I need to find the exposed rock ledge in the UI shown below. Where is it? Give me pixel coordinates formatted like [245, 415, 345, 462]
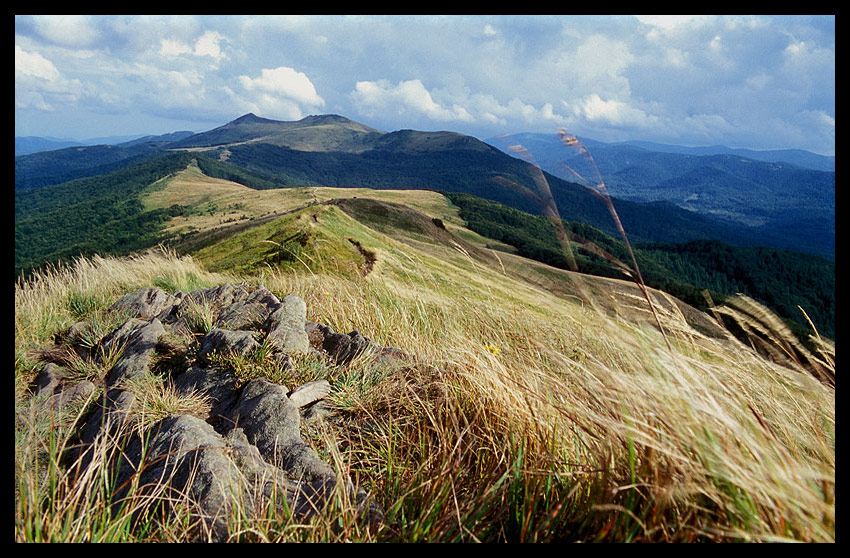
[28, 283, 412, 541]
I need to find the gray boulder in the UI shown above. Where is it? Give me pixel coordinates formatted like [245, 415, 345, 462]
[196, 328, 260, 365]
[105, 319, 166, 388]
[50, 283, 394, 539]
[264, 295, 310, 354]
[109, 287, 182, 321]
[228, 378, 335, 482]
[46, 381, 95, 411]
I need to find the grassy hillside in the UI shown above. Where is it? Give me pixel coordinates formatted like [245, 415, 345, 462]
[443, 192, 835, 342]
[15, 192, 834, 540]
[16, 156, 833, 350]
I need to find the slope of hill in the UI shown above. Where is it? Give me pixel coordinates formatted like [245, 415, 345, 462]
[15, 136, 84, 156]
[14, 131, 193, 190]
[14, 172, 835, 541]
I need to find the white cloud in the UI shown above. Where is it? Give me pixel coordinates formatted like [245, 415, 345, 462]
[567, 94, 658, 129]
[235, 66, 326, 120]
[194, 31, 226, 60]
[30, 15, 100, 48]
[634, 15, 710, 30]
[15, 44, 84, 111]
[239, 67, 325, 108]
[15, 45, 60, 81]
[352, 79, 474, 122]
[159, 30, 228, 61]
[159, 38, 193, 57]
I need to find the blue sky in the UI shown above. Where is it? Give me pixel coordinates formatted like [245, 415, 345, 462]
[15, 15, 835, 155]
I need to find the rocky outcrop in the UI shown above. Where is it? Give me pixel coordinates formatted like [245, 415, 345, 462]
[30, 283, 405, 541]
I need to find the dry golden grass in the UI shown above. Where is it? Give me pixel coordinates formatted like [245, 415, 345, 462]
[15, 186, 835, 541]
[142, 161, 463, 237]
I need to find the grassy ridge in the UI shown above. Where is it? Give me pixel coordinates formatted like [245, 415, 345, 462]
[444, 192, 835, 342]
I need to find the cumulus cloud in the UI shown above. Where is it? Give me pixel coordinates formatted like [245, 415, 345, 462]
[29, 15, 100, 48]
[15, 45, 60, 81]
[352, 79, 473, 123]
[240, 67, 324, 107]
[15, 44, 84, 111]
[236, 66, 325, 119]
[635, 15, 711, 30]
[159, 30, 228, 62]
[570, 94, 657, 129]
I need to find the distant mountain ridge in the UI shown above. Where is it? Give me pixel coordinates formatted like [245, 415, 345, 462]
[488, 131, 834, 258]
[617, 140, 834, 172]
[168, 113, 385, 153]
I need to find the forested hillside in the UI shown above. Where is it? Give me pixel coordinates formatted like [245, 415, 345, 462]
[444, 192, 834, 342]
[15, 153, 198, 277]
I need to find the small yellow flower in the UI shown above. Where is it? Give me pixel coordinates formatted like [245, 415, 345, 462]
[486, 342, 501, 355]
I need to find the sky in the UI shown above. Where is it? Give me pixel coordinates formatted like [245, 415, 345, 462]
[15, 15, 835, 155]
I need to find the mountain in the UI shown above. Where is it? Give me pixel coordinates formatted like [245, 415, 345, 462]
[14, 131, 194, 190]
[15, 136, 84, 156]
[169, 113, 385, 153]
[15, 113, 836, 265]
[117, 130, 195, 147]
[14, 133, 168, 156]
[488, 132, 835, 259]
[619, 140, 835, 172]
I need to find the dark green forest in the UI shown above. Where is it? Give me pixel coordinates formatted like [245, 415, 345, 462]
[14, 143, 167, 190]
[444, 192, 834, 342]
[15, 152, 199, 277]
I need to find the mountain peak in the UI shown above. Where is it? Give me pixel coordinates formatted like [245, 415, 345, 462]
[229, 113, 276, 125]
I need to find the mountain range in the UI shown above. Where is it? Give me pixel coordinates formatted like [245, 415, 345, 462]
[15, 112, 835, 340]
[487, 132, 834, 251]
[16, 113, 835, 260]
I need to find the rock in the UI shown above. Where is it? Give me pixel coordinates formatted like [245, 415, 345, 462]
[245, 286, 281, 311]
[228, 378, 336, 482]
[70, 387, 139, 473]
[265, 295, 310, 354]
[112, 414, 250, 542]
[174, 364, 240, 422]
[214, 300, 270, 331]
[98, 318, 148, 361]
[32, 362, 65, 398]
[46, 380, 95, 411]
[323, 330, 379, 366]
[288, 380, 332, 408]
[104, 319, 166, 388]
[185, 283, 248, 313]
[109, 287, 182, 321]
[46, 283, 395, 539]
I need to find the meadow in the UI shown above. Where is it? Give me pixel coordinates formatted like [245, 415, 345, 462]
[15, 203, 835, 541]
